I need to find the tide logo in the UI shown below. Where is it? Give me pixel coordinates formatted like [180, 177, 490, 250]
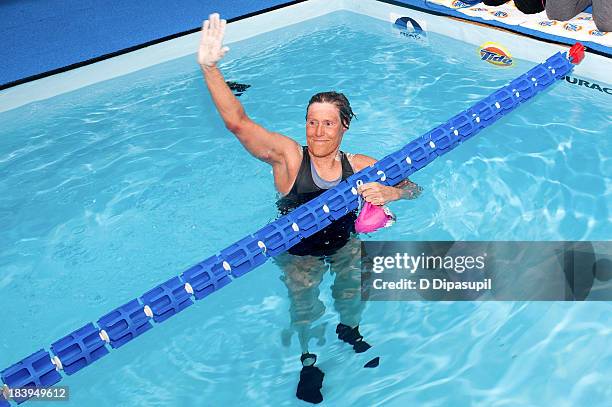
[479, 42, 513, 67]
[451, 0, 470, 8]
[538, 20, 557, 27]
[576, 16, 593, 21]
[589, 29, 607, 37]
[491, 11, 509, 18]
[563, 23, 583, 32]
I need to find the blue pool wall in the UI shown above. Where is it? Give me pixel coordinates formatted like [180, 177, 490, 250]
[0, 0, 303, 88]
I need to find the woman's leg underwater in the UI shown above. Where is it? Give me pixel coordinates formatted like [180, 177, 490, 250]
[328, 238, 373, 354]
[276, 253, 327, 354]
[329, 238, 364, 329]
[275, 252, 327, 404]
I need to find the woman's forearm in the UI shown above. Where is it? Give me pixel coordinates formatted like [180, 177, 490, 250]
[201, 65, 247, 130]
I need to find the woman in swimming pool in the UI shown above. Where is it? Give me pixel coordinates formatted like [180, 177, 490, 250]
[198, 13, 421, 404]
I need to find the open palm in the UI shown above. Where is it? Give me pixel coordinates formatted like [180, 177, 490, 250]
[198, 13, 229, 67]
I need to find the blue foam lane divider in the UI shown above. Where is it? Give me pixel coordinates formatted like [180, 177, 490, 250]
[0, 50, 574, 402]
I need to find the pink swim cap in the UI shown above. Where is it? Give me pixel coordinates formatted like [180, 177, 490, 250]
[355, 202, 395, 233]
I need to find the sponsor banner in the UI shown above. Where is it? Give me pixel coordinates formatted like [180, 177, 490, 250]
[361, 241, 612, 301]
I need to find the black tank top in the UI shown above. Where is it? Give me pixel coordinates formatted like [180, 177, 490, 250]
[276, 146, 357, 257]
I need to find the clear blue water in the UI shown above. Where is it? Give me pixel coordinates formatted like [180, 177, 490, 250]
[1, 10, 611, 407]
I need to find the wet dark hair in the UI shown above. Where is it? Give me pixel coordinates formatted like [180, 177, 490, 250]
[306, 91, 356, 129]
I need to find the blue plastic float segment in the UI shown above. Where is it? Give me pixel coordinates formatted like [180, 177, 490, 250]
[508, 75, 536, 102]
[50, 323, 109, 375]
[449, 112, 477, 140]
[315, 181, 359, 220]
[546, 53, 572, 78]
[346, 163, 386, 186]
[403, 137, 434, 170]
[140, 276, 194, 323]
[528, 64, 554, 87]
[253, 219, 302, 256]
[181, 255, 232, 299]
[285, 203, 333, 239]
[491, 88, 517, 112]
[368, 150, 411, 186]
[97, 299, 153, 349]
[0, 393, 9, 407]
[424, 125, 457, 156]
[219, 235, 268, 277]
[471, 97, 498, 127]
[1, 349, 62, 404]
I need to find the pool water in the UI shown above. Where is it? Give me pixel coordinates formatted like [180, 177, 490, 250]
[1, 10, 611, 406]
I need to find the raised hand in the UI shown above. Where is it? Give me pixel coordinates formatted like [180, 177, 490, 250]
[198, 13, 230, 68]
